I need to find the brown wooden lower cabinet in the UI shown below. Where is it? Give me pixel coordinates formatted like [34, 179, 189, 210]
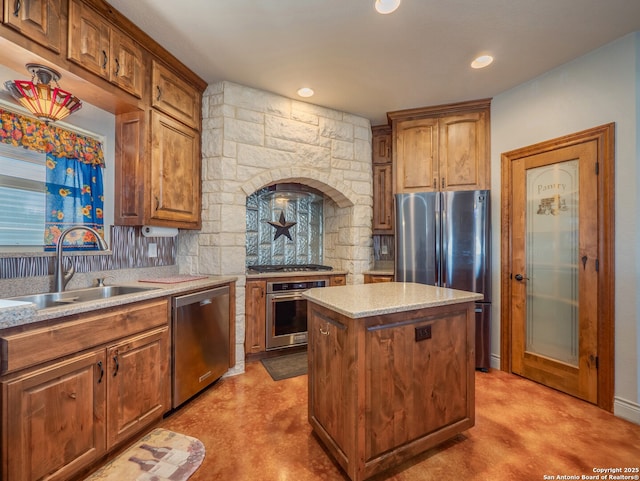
[245, 279, 266, 355]
[363, 273, 394, 283]
[0, 299, 170, 481]
[307, 300, 475, 481]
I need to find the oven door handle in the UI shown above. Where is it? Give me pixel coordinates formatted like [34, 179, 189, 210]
[268, 293, 304, 302]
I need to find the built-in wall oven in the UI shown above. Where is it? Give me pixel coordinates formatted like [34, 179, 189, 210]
[266, 279, 328, 350]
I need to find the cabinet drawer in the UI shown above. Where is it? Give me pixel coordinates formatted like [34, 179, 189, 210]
[0, 298, 169, 374]
[364, 274, 394, 283]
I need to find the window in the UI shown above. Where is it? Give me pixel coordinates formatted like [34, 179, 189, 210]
[0, 107, 107, 252]
[0, 143, 46, 246]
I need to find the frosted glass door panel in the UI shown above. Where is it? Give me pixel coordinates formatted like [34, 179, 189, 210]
[525, 160, 579, 365]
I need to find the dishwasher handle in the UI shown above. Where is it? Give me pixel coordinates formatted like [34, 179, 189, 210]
[173, 286, 229, 309]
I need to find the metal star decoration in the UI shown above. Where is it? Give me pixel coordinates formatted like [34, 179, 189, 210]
[267, 211, 297, 241]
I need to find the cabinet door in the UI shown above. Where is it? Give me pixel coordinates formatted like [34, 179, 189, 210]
[150, 111, 201, 228]
[114, 110, 146, 225]
[152, 60, 200, 129]
[308, 313, 349, 452]
[365, 311, 469, 459]
[439, 111, 488, 191]
[67, 0, 110, 79]
[373, 163, 393, 232]
[372, 127, 391, 164]
[2, 350, 106, 481]
[110, 28, 144, 99]
[245, 280, 266, 354]
[394, 118, 439, 193]
[4, 0, 62, 53]
[106, 327, 169, 449]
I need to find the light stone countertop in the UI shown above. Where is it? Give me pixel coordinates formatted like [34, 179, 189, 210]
[302, 282, 482, 319]
[363, 269, 394, 276]
[0, 276, 237, 330]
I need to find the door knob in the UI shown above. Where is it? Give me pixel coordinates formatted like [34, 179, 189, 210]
[514, 273, 529, 281]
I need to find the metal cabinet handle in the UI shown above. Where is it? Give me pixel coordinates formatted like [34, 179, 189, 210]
[433, 178, 436, 189]
[156, 85, 162, 101]
[13, 0, 20, 16]
[441, 177, 445, 189]
[101, 50, 108, 70]
[155, 196, 160, 211]
[319, 323, 330, 336]
[113, 352, 119, 377]
[97, 361, 104, 384]
[114, 58, 120, 76]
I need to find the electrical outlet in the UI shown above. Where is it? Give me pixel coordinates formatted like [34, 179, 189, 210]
[148, 243, 158, 258]
[381, 245, 388, 255]
[415, 325, 432, 342]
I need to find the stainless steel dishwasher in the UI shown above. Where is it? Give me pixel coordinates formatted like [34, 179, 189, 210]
[172, 286, 230, 408]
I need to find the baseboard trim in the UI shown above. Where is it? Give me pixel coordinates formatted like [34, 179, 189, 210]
[614, 396, 640, 425]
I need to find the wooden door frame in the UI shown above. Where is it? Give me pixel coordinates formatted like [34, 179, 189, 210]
[500, 123, 615, 412]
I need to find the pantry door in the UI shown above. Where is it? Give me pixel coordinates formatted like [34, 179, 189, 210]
[500, 124, 615, 410]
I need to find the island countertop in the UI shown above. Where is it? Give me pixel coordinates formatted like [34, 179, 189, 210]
[302, 281, 482, 318]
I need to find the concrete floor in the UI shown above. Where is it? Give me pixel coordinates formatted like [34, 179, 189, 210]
[156, 360, 640, 481]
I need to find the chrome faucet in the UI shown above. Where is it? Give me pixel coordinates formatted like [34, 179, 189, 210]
[54, 226, 109, 292]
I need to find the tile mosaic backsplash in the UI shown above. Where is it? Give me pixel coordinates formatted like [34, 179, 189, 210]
[246, 187, 323, 267]
[0, 226, 176, 279]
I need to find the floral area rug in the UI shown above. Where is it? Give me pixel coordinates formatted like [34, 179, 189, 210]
[84, 428, 205, 481]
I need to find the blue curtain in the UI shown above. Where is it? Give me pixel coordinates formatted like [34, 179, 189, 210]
[44, 153, 105, 251]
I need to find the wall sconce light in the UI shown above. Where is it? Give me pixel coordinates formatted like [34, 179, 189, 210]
[4, 63, 82, 124]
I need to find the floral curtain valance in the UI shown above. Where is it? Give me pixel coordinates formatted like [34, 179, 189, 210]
[0, 108, 104, 166]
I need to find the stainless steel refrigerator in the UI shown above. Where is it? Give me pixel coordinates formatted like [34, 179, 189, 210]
[395, 190, 491, 371]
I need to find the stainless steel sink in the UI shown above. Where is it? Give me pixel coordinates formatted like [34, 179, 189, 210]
[8, 285, 160, 310]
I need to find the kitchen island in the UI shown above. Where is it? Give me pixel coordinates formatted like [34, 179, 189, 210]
[303, 282, 482, 481]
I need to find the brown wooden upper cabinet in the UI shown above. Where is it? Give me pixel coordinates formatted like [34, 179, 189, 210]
[388, 99, 491, 193]
[372, 125, 392, 164]
[68, 0, 144, 98]
[152, 60, 200, 129]
[2, 0, 63, 53]
[149, 111, 201, 227]
[372, 125, 394, 233]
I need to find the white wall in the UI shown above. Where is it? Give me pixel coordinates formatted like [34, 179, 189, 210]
[491, 32, 639, 423]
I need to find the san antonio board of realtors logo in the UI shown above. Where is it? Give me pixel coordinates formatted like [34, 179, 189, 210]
[536, 194, 568, 216]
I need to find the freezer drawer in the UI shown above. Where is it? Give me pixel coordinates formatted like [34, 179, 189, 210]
[172, 286, 230, 408]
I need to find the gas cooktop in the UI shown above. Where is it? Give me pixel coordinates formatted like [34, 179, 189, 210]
[248, 264, 333, 273]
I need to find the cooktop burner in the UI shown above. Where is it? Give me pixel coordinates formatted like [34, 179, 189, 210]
[248, 264, 333, 273]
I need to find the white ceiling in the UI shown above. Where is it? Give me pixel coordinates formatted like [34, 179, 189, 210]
[102, 1, 640, 125]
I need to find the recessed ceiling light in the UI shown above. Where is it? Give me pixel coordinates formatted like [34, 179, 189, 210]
[375, 0, 401, 14]
[471, 55, 494, 69]
[297, 87, 314, 98]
